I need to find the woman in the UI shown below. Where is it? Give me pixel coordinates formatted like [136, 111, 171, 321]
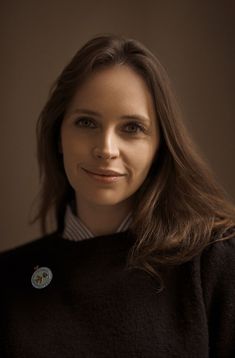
[1, 34, 235, 357]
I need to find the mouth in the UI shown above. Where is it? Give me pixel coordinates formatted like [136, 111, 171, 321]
[82, 168, 124, 184]
[82, 168, 125, 177]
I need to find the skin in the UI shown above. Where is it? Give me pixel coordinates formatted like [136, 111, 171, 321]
[60, 64, 160, 236]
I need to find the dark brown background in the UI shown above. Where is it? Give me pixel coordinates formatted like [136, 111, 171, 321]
[0, 0, 234, 251]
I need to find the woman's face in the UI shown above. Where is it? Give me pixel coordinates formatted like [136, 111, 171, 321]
[60, 65, 160, 211]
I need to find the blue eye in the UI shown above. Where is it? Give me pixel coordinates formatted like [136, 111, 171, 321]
[124, 122, 144, 134]
[75, 117, 95, 128]
[74, 117, 145, 134]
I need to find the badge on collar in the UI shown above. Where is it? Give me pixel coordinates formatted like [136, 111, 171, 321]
[31, 266, 53, 289]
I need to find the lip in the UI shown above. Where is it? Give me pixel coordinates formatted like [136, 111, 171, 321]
[82, 168, 125, 177]
[84, 170, 123, 184]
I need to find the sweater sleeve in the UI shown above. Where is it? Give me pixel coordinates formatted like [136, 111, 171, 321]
[200, 236, 235, 358]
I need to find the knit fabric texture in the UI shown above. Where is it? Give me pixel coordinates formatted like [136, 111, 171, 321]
[0, 230, 235, 358]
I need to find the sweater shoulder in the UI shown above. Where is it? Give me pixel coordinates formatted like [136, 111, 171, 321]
[201, 234, 235, 270]
[0, 231, 60, 267]
[199, 234, 235, 305]
[198, 233, 235, 356]
[0, 230, 134, 269]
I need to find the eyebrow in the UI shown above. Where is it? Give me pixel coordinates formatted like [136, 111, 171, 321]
[69, 108, 150, 123]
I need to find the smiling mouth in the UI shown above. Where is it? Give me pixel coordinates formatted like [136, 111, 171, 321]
[83, 168, 124, 183]
[83, 168, 124, 177]
[88, 171, 114, 177]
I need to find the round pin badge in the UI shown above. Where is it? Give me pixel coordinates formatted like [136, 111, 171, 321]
[31, 266, 53, 289]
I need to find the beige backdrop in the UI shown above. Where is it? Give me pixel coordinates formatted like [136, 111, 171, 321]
[1, 0, 234, 251]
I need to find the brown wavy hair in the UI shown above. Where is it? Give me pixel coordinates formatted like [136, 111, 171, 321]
[30, 33, 235, 287]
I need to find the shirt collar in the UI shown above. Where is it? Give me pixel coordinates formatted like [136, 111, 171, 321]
[62, 202, 133, 242]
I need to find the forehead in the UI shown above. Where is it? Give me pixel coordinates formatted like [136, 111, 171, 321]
[68, 65, 156, 119]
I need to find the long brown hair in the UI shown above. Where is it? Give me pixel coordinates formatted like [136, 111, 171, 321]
[30, 33, 235, 286]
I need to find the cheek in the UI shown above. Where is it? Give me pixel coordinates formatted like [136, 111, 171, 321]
[62, 133, 85, 161]
[132, 145, 156, 171]
[61, 142, 79, 178]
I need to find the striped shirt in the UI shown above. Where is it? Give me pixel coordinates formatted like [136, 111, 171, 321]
[62, 203, 133, 242]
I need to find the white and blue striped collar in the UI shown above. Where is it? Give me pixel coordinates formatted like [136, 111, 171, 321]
[62, 203, 133, 242]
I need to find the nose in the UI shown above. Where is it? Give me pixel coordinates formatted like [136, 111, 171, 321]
[93, 130, 119, 159]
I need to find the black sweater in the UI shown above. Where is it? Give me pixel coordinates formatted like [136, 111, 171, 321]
[0, 230, 235, 357]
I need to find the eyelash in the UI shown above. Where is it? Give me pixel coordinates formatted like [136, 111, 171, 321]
[74, 117, 145, 134]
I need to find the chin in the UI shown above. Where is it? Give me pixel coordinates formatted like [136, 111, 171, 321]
[86, 195, 126, 206]
[93, 198, 124, 206]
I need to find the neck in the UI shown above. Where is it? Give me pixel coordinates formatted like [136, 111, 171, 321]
[75, 198, 133, 237]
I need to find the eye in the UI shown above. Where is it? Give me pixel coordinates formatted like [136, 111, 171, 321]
[124, 122, 145, 134]
[74, 117, 95, 128]
[74, 117, 145, 134]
